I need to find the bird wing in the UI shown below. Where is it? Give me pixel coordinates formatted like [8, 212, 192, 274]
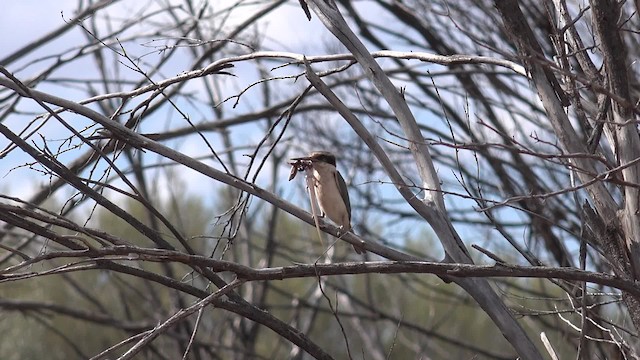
[335, 170, 351, 221]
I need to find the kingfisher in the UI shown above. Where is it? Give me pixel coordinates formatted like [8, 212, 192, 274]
[290, 151, 365, 254]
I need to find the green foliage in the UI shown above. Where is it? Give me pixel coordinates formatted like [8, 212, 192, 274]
[0, 185, 586, 359]
[0, 179, 214, 359]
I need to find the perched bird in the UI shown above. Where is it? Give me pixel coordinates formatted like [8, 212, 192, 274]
[290, 151, 365, 254]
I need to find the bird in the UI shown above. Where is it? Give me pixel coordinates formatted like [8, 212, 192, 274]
[290, 151, 365, 254]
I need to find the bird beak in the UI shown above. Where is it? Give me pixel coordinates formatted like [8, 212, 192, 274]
[288, 156, 315, 180]
[289, 156, 312, 161]
[288, 156, 313, 165]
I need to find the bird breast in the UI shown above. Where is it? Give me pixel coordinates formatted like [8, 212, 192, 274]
[311, 167, 349, 227]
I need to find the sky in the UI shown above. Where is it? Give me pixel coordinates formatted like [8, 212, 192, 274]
[1, 0, 325, 195]
[1, 0, 371, 233]
[0, 0, 507, 256]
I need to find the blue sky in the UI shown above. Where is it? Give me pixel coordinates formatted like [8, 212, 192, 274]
[0, 1, 536, 260]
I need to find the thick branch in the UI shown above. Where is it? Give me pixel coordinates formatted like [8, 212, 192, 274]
[5, 246, 638, 297]
[303, 2, 544, 358]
